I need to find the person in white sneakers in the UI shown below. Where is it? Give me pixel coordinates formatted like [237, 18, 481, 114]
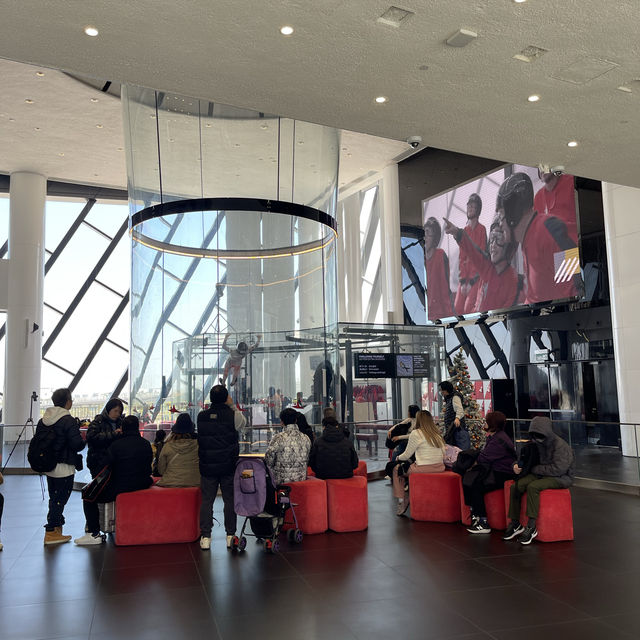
[197, 385, 246, 550]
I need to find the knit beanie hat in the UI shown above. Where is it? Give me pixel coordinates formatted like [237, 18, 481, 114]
[172, 413, 194, 434]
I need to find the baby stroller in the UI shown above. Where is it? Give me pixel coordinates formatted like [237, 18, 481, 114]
[232, 457, 304, 553]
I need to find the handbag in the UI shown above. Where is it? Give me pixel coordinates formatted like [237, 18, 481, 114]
[451, 448, 481, 475]
[81, 465, 112, 502]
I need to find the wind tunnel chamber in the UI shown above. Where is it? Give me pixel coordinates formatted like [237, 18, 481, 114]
[122, 86, 340, 434]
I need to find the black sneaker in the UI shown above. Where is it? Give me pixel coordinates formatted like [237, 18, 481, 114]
[518, 526, 538, 545]
[502, 522, 525, 540]
[466, 520, 491, 534]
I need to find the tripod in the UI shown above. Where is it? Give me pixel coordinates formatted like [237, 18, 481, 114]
[1, 392, 45, 498]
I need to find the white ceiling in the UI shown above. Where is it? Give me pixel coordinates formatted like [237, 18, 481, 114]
[0, 1, 639, 190]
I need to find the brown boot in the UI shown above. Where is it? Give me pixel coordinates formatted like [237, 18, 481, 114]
[44, 527, 72, 545]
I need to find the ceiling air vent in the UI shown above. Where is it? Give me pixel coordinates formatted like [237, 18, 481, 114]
[513, 45, 548, 63]
[377, 6, 414, 28]
[552, 57, 619, 84]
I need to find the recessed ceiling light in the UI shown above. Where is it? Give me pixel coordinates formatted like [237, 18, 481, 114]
[35, 71, 45, 77]
[34, 127, 40, 131]
[205, 123, 212, 128]
[117, 147, 123, 151]
[84, 25, 99, 37]
[375, 96, 388, 104]
[95, 124, 103, 128]
[513, 0, 527, 3]
[527, 94, 540, 102]
[280, 25, 294, 36]
[25, 99, 34, 104]
[567, 140, 579, 147]
[58, 152, 65, 156]
[260, 124, 269, 130]
[90, 98, 99, 103]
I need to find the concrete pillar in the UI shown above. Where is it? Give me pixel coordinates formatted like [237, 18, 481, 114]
[3, 172, 46, 441]
[602, 182, 640, 457]
[380, 164, 403, 324]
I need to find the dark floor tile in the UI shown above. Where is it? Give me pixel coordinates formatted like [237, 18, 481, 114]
[0, 597, 95, 639]
[448, 584, 589, 631]
[3, 547, 104, 580]
[216, 611, 357, 640]
[282, 545, 386, 575]
[530, 573, 640, 617]
[100, 541, 194, 569]
[0, 569, 98, 606]
[393, 557, 517, 592]
[91, 586, 214, 635]
[98, 561, 202, 595]
[90, 617, 220, 640]
[492, 618, 635, 640]
[601, 611, 640, 636]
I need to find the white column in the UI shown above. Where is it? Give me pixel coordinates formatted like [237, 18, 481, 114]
[602, 182, 640, 457]
[4, 172, 46, 440]
[340, 194, 362, 322]
[380, 164, 403, 324]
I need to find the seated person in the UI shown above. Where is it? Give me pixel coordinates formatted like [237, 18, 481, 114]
[387, 404, 420, 461]
[309, 416, 358, 479]
[503, 416, 574, 545]
[74, 415, 153, 545]
[156, 413, 201, 487]
[393, 410, 445, 516]
[295, 411, 315, 444]
[264, 407, 311, 485]
[462, 411, 516, 534]
[151, 428, 166, 476]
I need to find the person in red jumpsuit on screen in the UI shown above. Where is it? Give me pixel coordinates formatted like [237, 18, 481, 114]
[534, 172, 577, 243]
[454, 193, 487, 315]
[498, 172, 578, 305]
[444, 212, 524, 313]
[424, 216, 454, 321]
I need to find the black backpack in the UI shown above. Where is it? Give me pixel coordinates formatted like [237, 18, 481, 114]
[28, 426, 58, 473]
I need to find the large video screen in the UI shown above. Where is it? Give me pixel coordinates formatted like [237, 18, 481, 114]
[422, 164, 581, 322]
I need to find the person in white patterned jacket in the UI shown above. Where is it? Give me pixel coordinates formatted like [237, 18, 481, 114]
[264, 407, 311, 485]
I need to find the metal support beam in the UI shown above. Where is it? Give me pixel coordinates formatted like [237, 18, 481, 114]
[478, 322, 510, 377]
[453, 326, 489, 379]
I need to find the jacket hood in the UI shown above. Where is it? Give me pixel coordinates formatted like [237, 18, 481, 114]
[42, 406, 70, 426]
[166, 437, 198, 451]
[529, 416, 554, 439]
[322, 426, 345, 443]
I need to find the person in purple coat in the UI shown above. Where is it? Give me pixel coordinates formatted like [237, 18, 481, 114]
[462, 411, 516, 534]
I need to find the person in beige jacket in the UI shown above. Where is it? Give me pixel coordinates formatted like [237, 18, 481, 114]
[156, 414, 201, 487]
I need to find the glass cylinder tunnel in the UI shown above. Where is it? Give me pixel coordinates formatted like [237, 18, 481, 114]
[122, 86, 340, 446]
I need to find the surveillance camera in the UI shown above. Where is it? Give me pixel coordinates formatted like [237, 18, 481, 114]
[549, 165, 565, 176]
[406, 135, 422, 149]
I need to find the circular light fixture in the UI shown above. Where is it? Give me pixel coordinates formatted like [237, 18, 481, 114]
[58, 152, 65, 157]
[527, 94, 540, 102]
[35, 71, 45, 77]
[90, 98, 99, 103]
[375, 96, 388, 104]
[96, 124, 103, 128]
[84, 25, 99, 37]
[25, 98, 34, 104]
[567, 140, 579, 148]
[280, 25, 294, 36]
[513, 0, 527, 3]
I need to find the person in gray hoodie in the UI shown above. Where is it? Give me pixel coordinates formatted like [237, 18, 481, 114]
[503, 416, 574, 545]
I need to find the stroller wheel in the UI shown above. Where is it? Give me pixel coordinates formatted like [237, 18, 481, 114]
[263, 539, 272, 553]
[238, 536, 247, 552]
[286, 529, 295, 543]
[271, 538, 280, 553]
[294, 529, 303, 544]
[231, 535, 240, 551]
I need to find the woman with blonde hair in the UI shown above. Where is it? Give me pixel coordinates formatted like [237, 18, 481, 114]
[393, 410, 445, 516]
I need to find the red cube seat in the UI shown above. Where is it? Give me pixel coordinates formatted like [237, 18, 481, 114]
[504, 480, 574, 542]
[354, 460, 368, 478]
[115, 485, 201, 546]
[460, 487, 507, 530]
[326, 476, 368, 532]
[282, 477, 328, 534]
[409, 471, 461, 522]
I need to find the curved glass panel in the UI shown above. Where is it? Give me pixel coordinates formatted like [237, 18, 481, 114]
[123, 86, 340, 436]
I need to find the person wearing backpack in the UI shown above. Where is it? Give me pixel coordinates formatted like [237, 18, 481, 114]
[35, 388, 85, 545]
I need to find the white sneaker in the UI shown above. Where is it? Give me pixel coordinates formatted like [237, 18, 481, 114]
[200, 536, 211, 550]
[74, 533, 104, 546]
[0, 539, 3, 552]
[226, 535, 234, 549]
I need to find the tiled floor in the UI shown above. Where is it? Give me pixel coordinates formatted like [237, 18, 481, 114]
[0, 474, 639, 639]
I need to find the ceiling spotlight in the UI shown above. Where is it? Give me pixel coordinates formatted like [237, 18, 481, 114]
[84, 25, 99, 37]
[34, 127, 40, 131]
[25, 98, 34, 104]
[35, 71, 45, 77]
[567, 140, 579, 147]
[280, 25, 294, 36]
[375, 96, 388, 104]
[527, 94, 540, 102]
[58, 152, 65, 156]
[95, 124, 103, 128]
[513, 0, 527, 3]
[90, 98, 99, 103]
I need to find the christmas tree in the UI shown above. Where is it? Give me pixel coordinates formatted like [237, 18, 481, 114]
[448, 348, 486, 449]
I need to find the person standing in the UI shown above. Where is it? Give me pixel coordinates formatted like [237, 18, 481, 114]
[37, 388, 84, 545]
[440, 381, 470, 450]
[197, 385, 246, 550]
[85, 398, 124, 479]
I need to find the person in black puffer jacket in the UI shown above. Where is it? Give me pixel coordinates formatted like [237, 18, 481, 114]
[196, 385, 246, 551]
[85, 398, 124, 478]
[309, 416, 358, 479]
[75, 415, 152, 545]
